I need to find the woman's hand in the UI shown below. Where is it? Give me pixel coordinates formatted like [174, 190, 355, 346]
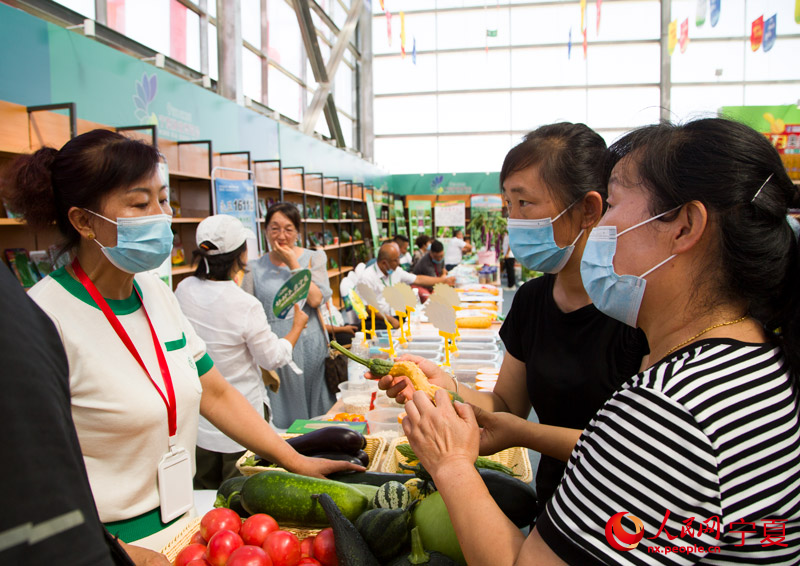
[338, 325, 358, 336]
[286, 454, 365, 479]
[402, 389, 480, 479]
[272, 242, 300, 269]
[291, 304, 309, 329]
[370, 354, 454, 403]
[471, 405, 525, 456]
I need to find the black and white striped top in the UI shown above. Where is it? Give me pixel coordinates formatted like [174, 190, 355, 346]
[537, 339, 800, 565]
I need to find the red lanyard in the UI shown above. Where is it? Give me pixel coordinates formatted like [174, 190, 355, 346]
[72, 258, 177, 442]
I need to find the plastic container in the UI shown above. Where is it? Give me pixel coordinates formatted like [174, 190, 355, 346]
[453, 351, 500, 362]
[456, 342, 499, 351]
[399, 349, 443, 361]
[366, 408, 405, 436]
[338, 380, 379, 415]
[397, 341, 441, 351]
[347, 337, 368, 382]
[374, 391, 404, 409]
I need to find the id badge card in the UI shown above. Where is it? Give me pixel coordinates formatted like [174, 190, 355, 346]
[157, 446, 193, 523]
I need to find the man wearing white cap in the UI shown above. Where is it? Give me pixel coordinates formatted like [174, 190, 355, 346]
[175, 214, 310, 488]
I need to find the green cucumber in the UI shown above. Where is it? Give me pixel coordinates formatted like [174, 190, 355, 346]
[348, 483, 380, 502]
[240, 470, 368, 527]
[214, 475, 250, 517]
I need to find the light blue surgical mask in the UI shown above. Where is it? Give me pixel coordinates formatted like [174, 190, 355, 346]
[86, 209, 173, 274]
[432, 257, 444, 265]
[507, 201, 584, 274]
[580, 208, 679, 327]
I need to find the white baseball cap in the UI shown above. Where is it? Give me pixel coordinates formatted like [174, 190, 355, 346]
[195, 214, 255, 255]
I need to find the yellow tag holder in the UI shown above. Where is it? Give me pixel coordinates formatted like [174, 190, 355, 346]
[438, 330, 459, 367]
[368, 305, 396, 358]
[395, 310, 408, 344]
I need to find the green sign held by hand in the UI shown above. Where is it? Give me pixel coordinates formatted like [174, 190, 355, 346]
[272, 269, 312, 319]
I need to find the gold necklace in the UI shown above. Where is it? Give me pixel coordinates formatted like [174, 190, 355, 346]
[665, 315, 749, 356]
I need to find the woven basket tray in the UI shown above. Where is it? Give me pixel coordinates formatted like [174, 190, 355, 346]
[160, 517, 321, 562]
[236, 433, 388, 476]
[382, 436, 533, 484]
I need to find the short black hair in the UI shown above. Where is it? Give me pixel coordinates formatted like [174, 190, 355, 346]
[415, 234, 431, 249]
[394, 234, 409, 244]
[265, 202, 301, 231]
[430, 239, 444, 253]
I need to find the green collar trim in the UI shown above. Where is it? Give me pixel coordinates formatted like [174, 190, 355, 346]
[50, 267, 143, 315]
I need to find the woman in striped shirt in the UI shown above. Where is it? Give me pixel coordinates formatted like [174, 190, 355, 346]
[401, 118, 800, 565]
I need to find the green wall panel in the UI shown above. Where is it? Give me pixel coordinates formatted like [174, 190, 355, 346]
[389, 172, 501, 196]
[0, 5, 51, 105]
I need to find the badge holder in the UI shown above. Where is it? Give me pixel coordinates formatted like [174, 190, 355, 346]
[157, 436, 193, 523]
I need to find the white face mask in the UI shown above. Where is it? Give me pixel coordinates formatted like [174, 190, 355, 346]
[580, 207, 680, 327]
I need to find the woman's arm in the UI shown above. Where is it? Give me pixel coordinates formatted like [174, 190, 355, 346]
[199, 367, 362, 477]
[403, 391, 566, 566]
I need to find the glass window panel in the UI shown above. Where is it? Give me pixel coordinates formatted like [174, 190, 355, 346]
[340, 114, 354, 149]
[437, 92, 511, 133]
[185, 8, 201, 71]
[335, 63, 354, 115]
[586, 43, 660, 85]
[744, 38, 800, 82]
[670, 84, 745, 123]
[208, 23, 219, 80]
[268, 67, 303, 122]
[671, 40, 745, 83]
[372, 1, 432, 15]
[268, 0, 304, 77]
[511, 90, 589, 130]
[436, 8, 510, 50]
[242, 0, 261, 46]
[312, 106, 332, 139]
[373, 12, 436, 56]
[511, 47, 588, 88]
[242, 47, 262, 103]
[742, 84, 800, 107]
[670, 0, 743, 39]
[586, 0, 659, 41]
[125, 0, 170, 56]
[374, 54, 437, 95]
[208, 0, 216, 18]
[53, 0, 95, 18]
[438, 134, 515, 173]
[374, 136, 439, 174]
[587, 87, 660, 129]
[510, 4, 584, 46]
[374, 95, 437, 135]
[437, 50, 511, 92]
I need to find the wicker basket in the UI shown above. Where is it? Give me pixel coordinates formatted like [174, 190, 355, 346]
[236, 433, 388, 476]
[382, 436, 533, 484]
[160, 517, 321, 562]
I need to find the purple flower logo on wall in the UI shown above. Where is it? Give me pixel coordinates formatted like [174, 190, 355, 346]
[134, 73, 158, 125]
[431, 174, 445, 194]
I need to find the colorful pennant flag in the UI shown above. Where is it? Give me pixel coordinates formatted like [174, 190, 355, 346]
[763, 14, 777, 52]
[597, 0, 602, 34]
[696, 0, 707, 27]
[710, 0, 720, 27]
[568, 26, 572, 60]
[668, 20, 677, 56]
[583, 27, 587, 59]
[386, 10, 392, 46]
[400, 11, 406, 58]
[412, 36, 416, 65]
[751, 15, 764, 51]
[679, 18, 689, 53]
[796, 0, 800, 24]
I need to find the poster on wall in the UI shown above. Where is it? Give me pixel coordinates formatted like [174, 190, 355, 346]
[434, 201, 465, 239]
[212, 176, 260, 257]
[394, 200, 409, 240]
[408, 200, 433, 242]
[365, 192, 380, 251]
[470, 195, 503, 211]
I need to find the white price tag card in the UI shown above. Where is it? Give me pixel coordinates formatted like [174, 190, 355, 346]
[157, 447, 193, 523]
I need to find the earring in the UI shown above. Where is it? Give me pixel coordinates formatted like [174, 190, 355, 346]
[87, 232, 95, 239]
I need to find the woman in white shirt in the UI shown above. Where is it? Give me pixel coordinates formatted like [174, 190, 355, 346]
[175, 214, 309, 489]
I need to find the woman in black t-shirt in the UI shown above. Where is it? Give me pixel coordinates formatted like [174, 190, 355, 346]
[379, 123, 648, 517]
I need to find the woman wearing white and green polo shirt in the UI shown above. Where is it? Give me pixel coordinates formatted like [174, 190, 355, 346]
[3, 130, 360, 560]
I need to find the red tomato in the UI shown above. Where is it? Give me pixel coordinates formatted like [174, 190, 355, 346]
[205, 529, 244, 566]
[262, 530, 301, 566]
[299, 536, 315, 558]
[227, 545, 272, 566]
[174, 543, 207, 566]
[200, 508, 241, 541]
[190, 530, 207, 545]
[186, 560, 211, 566]
[311, 528, 338, 566]
[240, 514, 280, 547]
[297, 559, 322, 566]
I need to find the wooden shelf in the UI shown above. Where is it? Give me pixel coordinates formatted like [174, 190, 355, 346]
[327, 268, 341, 277]
[0, 218, 25, 226]
[340, 240, 364, 248]
[341, 266, 354, 274]
[256, 184, 281, 190]
[282, 187, 305, 195]
[303, 218, 324, 223]
[172, 265, 195, 275]
[172, 217, 205, 224]
[170, 171, 212, 181]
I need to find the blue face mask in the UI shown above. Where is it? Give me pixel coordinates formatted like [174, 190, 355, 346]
[86, 210, 174, 274]
[432, 257, 444, 265]
[580, 208, 678, 327]
[507, 201, 584, 274]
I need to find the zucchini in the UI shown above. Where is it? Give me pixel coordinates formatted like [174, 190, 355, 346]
[214, 475, 250, 517]
[347, 483, 380, 502]
[240, 470, 368, 527]
[314, 493, 381, 566]
[327, 471, 415, 486]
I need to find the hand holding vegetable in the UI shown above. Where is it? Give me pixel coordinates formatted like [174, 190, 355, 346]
[331, 340, 395, 376]
[401, 389, 480, 481]
[471, 404, 527, 457]
[374, 354, 456, 403]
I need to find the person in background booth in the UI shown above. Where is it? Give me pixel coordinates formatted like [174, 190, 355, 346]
[444, 228, 472, 271]
[241, 202, 336, 429]
[411, 239, 448, 302]
[175, 214, 310, 489]
[378, 123, 649, 519]
[394, 234, 412, 270]
[397, 118, 800, 564]
[2, 130, 360, 555]
[358, 241, 455, 329]
[411, 234, 431, 268]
